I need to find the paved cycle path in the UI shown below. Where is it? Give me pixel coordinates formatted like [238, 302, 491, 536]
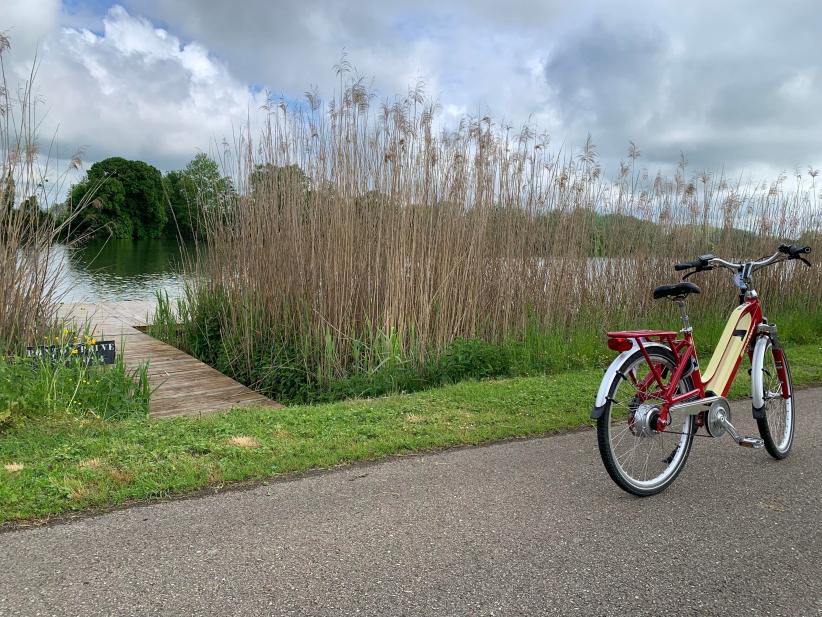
[1, 389, 820, 616]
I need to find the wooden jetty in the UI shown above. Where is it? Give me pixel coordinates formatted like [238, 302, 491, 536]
[58, 301, 280, 418]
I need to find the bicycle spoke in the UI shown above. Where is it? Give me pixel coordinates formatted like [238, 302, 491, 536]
[605, 353, 693, 491]
[611, 423, 634, 450]
[762, 347, 792, 451]
[641, 443, 653, 480]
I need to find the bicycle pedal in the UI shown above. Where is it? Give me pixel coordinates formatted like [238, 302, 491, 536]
[739, 436, 765, 449]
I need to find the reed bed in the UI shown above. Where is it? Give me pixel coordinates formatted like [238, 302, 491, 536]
[165, 73, 822, 403]
[0, 36, 62, 353]
[0, 37, 91, 353]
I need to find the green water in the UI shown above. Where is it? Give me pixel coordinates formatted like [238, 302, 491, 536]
[54, 239, 191, 302]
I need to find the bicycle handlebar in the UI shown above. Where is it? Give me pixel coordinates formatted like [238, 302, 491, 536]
[675, 245, 812, 277]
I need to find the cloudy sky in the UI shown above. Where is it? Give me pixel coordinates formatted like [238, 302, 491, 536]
[4, 0, 822, 188]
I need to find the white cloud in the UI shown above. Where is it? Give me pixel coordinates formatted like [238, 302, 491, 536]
[122, 0, 822, 177]
[3, 0, 61, 57]
[2, 0, 821, 190]
[4, 2, 264, 187]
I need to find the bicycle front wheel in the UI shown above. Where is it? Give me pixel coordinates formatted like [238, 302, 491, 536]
[756, 341, 795, 459]
[596, 347, 696, 496]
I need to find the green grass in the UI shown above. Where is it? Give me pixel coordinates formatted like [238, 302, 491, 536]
[2, 341, 822, 525]
[0, 333, 150, 432]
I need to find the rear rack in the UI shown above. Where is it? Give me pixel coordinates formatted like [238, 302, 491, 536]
[606, 330, 687, 388]
[608, 330, 678, 340]
[607, 330, 682, 355]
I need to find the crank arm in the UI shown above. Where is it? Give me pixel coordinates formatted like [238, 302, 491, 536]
[712, 405, 764, 448]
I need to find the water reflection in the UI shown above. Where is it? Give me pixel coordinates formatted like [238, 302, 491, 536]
[53, 239, 191, 302]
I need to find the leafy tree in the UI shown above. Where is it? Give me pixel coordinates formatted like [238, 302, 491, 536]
[249, 163, 310, 206]
[68, 157, 166, 239]
[19, 194, 45, 226]
[185, 153, 228, 207]
[162, 170, 190, 237]
[1, 173, 14, 212]
[164, 153, 229, 238]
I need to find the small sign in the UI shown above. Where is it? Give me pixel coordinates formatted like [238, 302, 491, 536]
[25, 340, 117, 365]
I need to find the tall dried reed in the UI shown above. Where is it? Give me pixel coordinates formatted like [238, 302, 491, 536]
[175, 71, 822, 402]
[0, 36, 88, 352]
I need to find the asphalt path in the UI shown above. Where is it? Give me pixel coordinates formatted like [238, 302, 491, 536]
[1, 389, 820, 616]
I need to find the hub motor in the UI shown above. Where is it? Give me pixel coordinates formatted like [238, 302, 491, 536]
[630, 402, 661, 437]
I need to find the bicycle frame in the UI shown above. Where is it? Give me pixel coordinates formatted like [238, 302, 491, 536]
[604, 297, 771, 430]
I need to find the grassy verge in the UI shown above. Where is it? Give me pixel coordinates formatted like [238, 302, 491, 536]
[2, 342, 822, 525]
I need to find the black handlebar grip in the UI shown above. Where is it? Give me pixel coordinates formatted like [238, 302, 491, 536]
[674, 253, 714, 270]
[779, 243, 812, 256]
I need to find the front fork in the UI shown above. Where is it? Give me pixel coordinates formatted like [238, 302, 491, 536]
[751, 322, 789, 418]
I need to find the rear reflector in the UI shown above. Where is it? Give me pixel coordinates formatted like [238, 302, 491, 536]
[607, 337, 632, 352]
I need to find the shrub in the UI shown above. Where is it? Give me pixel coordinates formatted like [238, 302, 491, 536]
[433, 338, 513, 384]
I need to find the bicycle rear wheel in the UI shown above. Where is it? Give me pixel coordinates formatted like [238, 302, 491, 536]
[596, 347, 696, 496]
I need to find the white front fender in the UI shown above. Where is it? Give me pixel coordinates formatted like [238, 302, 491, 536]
[750, 335, 771, 413]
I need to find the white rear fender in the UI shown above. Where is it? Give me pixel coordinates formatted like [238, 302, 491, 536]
[591, 341, 673, 418]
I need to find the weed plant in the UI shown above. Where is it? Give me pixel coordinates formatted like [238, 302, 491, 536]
[0, 328, 150, 433]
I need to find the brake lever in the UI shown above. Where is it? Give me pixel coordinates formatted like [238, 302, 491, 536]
[785, 253, 813, 267]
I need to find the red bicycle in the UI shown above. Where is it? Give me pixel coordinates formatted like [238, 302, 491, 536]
[592, 244, 812, 496]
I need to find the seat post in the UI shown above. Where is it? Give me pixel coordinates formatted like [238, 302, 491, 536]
[673, 297, 691, 332]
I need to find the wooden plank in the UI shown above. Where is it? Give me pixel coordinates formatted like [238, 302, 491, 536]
[58, 301, 282, 418]
[150, 402, 272, 418]
[151, 390, 277, 411]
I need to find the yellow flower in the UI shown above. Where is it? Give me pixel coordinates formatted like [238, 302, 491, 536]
[70, 348, 79, 355]
[90, 339, 97, 345]
[63, 329, 69, 335]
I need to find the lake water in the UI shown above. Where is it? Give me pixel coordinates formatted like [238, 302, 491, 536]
[53, 239, 191, 302]
[48, 246, 653, 304]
